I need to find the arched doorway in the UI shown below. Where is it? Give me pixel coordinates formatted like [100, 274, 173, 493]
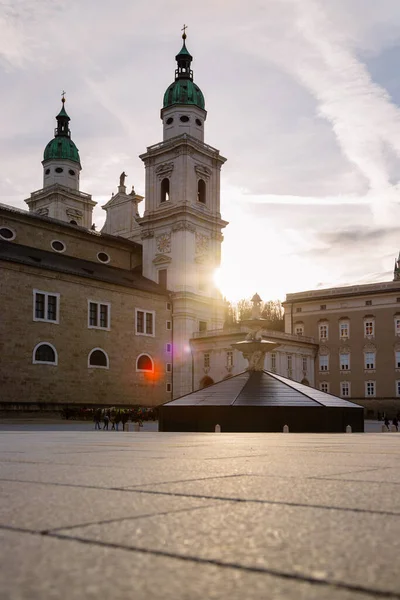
[200, 376, 214, 389]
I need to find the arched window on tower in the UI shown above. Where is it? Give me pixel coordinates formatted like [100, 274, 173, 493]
[197, 179, 206, 204]
[161, 178, 170, 203]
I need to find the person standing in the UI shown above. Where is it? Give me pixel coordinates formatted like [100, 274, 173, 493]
[94, 408, 101, 430]
[103, 412, 110, 430]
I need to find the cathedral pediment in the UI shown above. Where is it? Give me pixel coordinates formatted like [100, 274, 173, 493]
[152, 253, 172, 265]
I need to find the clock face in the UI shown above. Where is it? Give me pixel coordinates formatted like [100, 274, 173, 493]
[157, 233, 171, 253]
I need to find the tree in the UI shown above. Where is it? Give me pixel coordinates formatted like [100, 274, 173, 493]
[232, 297, 284, 330]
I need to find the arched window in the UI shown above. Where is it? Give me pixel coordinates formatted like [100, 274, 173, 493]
[197, 179, 206, 204]
[137, 354, 154, 372]
[200, 375, 214, 389]
[161, 178, 170, 203]
[33, 343, 57, 365]
[88, 348, 109, 369]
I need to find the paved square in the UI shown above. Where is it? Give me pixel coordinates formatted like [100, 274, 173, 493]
[0, 429, 399, 599]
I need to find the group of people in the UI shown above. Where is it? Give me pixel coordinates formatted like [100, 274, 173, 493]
[383, 416, 399, 431]
[94, 408, 136, 431]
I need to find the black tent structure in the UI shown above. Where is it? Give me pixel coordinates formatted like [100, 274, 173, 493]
[159, 339, 364, 433]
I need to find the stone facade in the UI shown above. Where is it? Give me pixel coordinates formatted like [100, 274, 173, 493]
[283, 281, 400, 416]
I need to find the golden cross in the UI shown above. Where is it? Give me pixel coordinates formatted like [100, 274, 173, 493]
[61, 90, 66, 103]
[181, 24, 188, 37]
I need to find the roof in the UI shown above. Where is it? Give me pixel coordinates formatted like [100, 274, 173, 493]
[43, 136, 80, 164]
[163, 79, 205, 110]
[164, 370, 362, 408]
[0, 241, 168, 296]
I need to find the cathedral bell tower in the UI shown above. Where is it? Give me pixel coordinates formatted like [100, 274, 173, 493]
[139, 31, 228, 397]
[25, 95, 96, 228]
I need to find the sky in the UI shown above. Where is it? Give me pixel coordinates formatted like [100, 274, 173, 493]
[1, 0, 400, 302]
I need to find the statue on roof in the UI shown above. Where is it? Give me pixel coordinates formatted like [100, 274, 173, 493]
[119, 171, 127, 187]
[251, 293, 262, 320]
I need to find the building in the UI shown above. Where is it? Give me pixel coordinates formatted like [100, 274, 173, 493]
[283, 278, 400, 416]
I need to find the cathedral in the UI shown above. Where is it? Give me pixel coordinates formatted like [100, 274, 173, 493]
[1, 33, 400, 416]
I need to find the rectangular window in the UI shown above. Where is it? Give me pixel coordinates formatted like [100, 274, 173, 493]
[396, 351, 400, 369]
[88, 301, 110, 329]
[340, 322, 349, 338]
[364, 320, 375, 337]
[319, 355, 329, 371]
[295, 307, 302, 313]
[204, 353, 210, 369]
[302, 356, 307, 372]
[396, 381, 400, 397]
[320, 382, 329, 393]
[158, 269, 167, 289]
[320, 304, 326, 310]
[365, 381, 376, 397]
[166, 320, 172, 330]
[166, 302, 172, 311]
[33, 290, 59, 323]
[364, 352, 375, 370]
[287, 355, 292, 370]
[135, 309, 155, 336]
[340, 353, 350, 370]
[199, 321, 207, 333]
[271, 353, 276, 371]
[295, 325, 304, 336]
[166, 383, 172, 393]
[227, 351, 233, 368]
[365, 300, 372, 306]
[166, 343, 172, 353]
[319, 324, 328, 340]
[395, 318, 400, 335]
[341, 381, 350, 397]
[166, 363, 172, 372]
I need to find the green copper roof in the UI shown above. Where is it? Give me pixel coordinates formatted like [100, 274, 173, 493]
[163, 34, 205, 110]
[43, 136, 80, 164]
[163, 79, 205, 109]
[43, 99, 81, 164]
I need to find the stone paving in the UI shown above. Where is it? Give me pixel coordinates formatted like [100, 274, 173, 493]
[0, 429, 399, 599]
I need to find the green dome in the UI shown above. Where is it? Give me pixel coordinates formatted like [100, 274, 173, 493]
[43, 136, 80, 164]
[163, 79, 205, 110]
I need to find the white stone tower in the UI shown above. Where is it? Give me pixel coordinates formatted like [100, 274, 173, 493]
[139, 32, 228, 398]
[25, 95, 96, 228]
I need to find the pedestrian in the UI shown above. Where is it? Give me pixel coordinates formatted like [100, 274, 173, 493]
[94, 408, 101, 430]
[384, 416, 390, 430]
[103, 412, 110, 430]
[115, 410, 121, 432]
[393, 417, 399, 432]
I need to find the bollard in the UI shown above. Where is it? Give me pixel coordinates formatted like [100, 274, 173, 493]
[134, 422, 140, 432]
[283, 424, 289, 433]
[346, 425, 352, 433]
[215, 424, 221, 433]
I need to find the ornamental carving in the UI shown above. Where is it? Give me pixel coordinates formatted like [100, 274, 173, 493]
[319, 345, 329, 356]
[196, 233, 209, 254]
[211, 232, 224, 242]
[363, 342, 376, 352]
[172, 221, 196, 233]
[156, 233, 171, 254]
[155, 163, 174, 179]
[141, 230, 154, 239]
[339, 345, 351, 354]
[195, 165, 212, 180]
[36, 207, 49, 216]
[66, 208, 83, 218]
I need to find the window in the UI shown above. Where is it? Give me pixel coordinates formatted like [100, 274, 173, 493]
[271, 353, 276, 371]
[340, 353, 350, 370]
[135, 309, 155, 336]
[339, 322, 349, 338]
[166, 302, 172, 311]
[88, 348, 109, 369]
[395, 318, 400, 336]
[227, 351, 233, 368]
[287, 354, 292, 371]
[319, 355, 329, 371]
[166, 383, 172, 392]
[364, 320, 375, 337]
[158, 269, 167, 289]
[199, 321, 207, 333]
[364, 352, 376, 370]
[166, 320, 172, 330]
[204, 353, 210, 368]
[340, 381, 350, 397]
[302, 356, 307, 372]
[51, 240, 66, 253]
[294, 325, 304, 336]
[97, 252, 110, 263]
[33, 290, 59, 323]
[395, 351, 400, 369]
[197, 179, 206, 204]
[365, 381, 376, 397]
[166, 343, 172, 353]
[166, 117, 173, 125]
[88, 301, 110, 329]
[320, 304, 326, 310]
[365, 300, 372, 306]
[319, 323, 328, 340]
[161, 178, 170, 202]
[295, 307, 302, 313]
[396, 381, 400, 397]
[320, 382, 329, 393]
[33, 343, 57, 365]
[166, 363, 172, 372]
[0, 227, 16, 241]
[136, 354, 153, 372]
